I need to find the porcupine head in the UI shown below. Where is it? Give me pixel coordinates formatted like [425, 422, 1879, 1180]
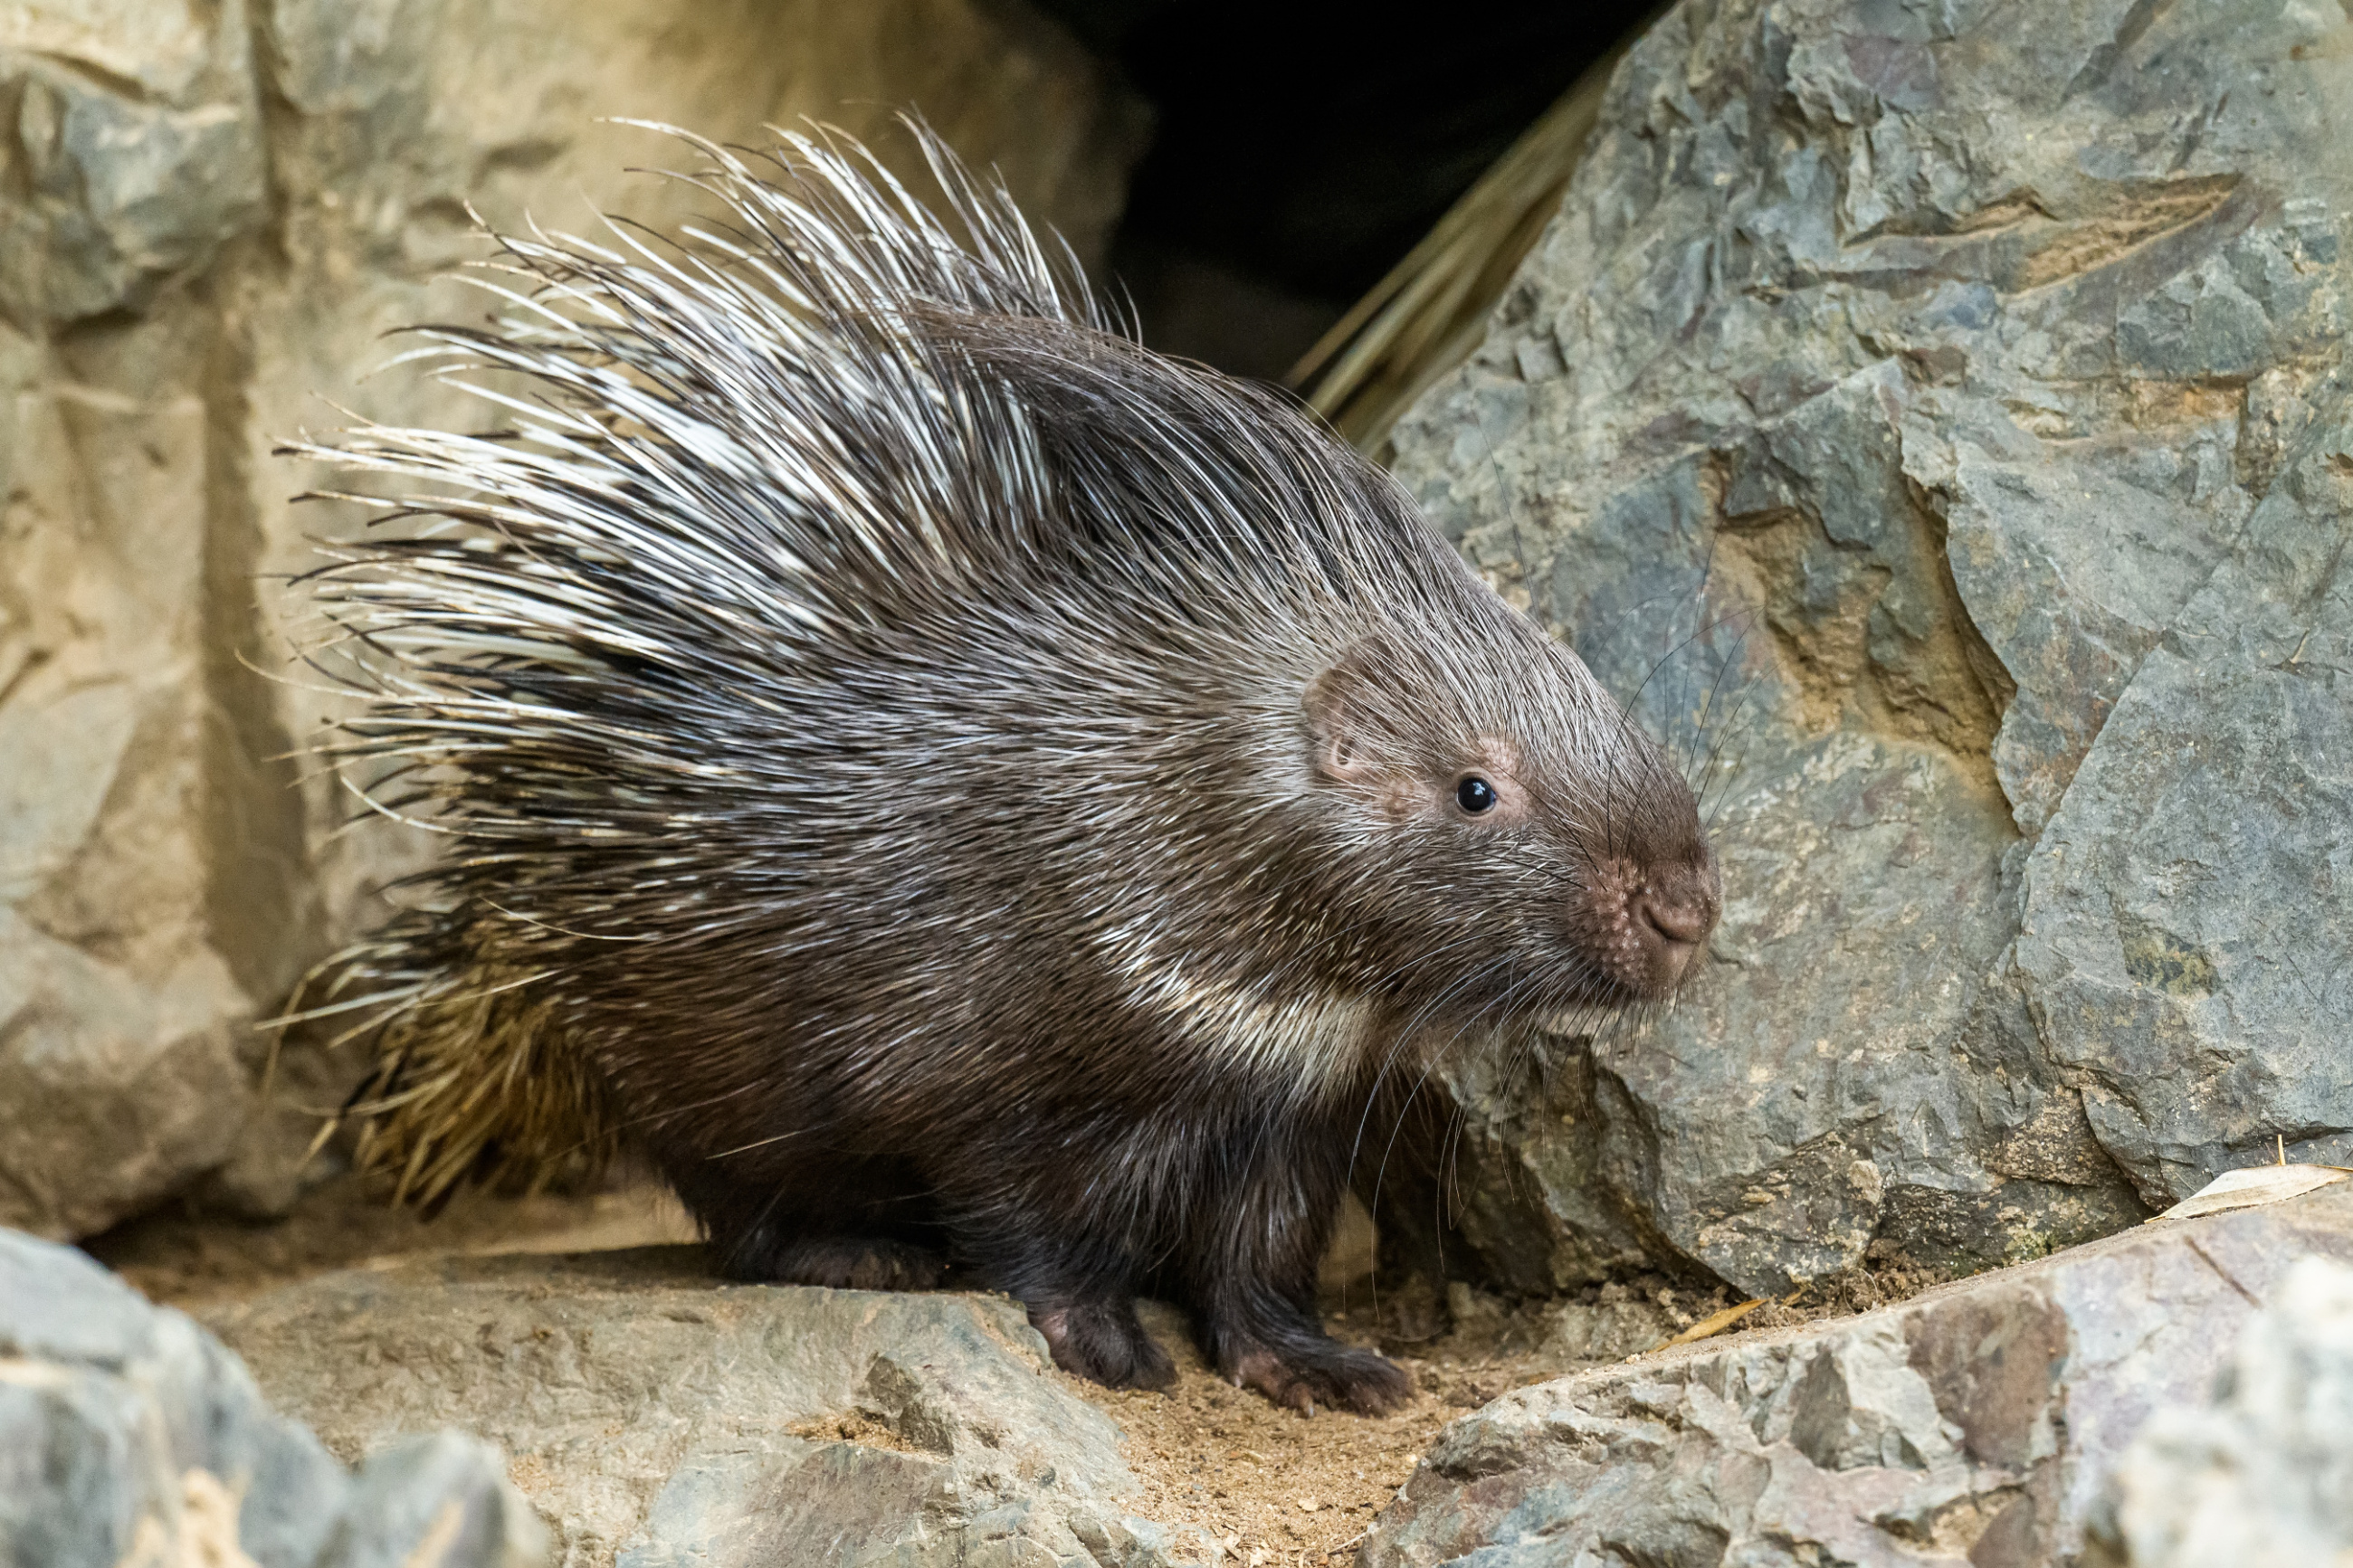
[288, 120, 1721, 1414]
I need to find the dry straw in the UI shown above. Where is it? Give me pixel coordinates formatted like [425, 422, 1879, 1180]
[1288, 21, 1653, 451]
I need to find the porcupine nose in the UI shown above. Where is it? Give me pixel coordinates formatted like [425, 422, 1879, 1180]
[1631, 860, 1720, 990]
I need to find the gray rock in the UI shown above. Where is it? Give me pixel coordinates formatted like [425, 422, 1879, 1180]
[0, 1227, 543, 1568]
[0, 1, 267, 322]
[200, 1247, 1201, 1568]
[1361, 1178, 2353, 1567]
[325, 1433, 548, 1568]
[2015, 366, 2353, 1206]
[1384, 0, 2353, 1291]
[2099, 1253, 2353, 1567]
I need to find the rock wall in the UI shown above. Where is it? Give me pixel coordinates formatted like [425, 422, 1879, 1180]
[0, 0, 1148, 1240]
[1388, 0, 2353, 1294]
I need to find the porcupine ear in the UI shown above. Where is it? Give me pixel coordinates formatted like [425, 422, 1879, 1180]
[1306, 632, 1522, 822]
[1302, 635, 1399, 790]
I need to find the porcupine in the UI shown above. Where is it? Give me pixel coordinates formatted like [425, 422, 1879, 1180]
[290, 121, 1722, 1414]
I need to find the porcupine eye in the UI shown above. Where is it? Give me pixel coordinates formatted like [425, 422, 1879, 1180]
[1456, 776, 1498, 814]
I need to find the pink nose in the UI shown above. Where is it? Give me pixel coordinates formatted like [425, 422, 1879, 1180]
[1636, 890, 1711, 948]
[1628, 861, 1720, 992]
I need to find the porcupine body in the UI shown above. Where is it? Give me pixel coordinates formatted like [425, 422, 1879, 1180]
[295, 124, 1721, 1411]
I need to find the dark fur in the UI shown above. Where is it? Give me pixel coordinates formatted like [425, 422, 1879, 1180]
[292, 125, 1720, 1411]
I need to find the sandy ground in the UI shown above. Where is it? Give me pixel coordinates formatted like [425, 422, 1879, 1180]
[1080, 1297, 1519, 1563]
[85, 1178, 1938, 1560]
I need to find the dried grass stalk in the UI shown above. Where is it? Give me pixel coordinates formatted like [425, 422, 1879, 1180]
[1289, 21, 1653, 451]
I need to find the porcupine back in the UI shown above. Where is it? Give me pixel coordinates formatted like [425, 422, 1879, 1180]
[286, 121, 1603, 1209]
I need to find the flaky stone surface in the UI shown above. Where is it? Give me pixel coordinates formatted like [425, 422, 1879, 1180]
[0, 1226, 543, 1568]
[0, 0, 1147, 1240]
[201, 1247, 1196, 1568]
[2014, 393, 2353, 1205]
[1361, 1181, 2353, 1567]
[1386, 0, 2353, 1292]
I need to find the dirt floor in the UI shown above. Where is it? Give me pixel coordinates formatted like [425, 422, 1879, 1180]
[1079, 1293, 1533, 1564]
[85, 1177, 1942, 1562]
[1077, 1264, 1953, 1563]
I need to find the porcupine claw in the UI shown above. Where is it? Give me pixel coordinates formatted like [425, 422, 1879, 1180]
[1227, 1343, 1409, 1416]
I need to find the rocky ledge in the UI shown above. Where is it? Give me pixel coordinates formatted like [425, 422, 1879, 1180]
[9, 1182, 2353, 1565]
[1365, 1182, 2353, 1567]
[198, 1247, 1196, 1567]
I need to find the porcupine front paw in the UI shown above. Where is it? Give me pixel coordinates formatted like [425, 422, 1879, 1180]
[1225, 1337, 1409, 1415]
[765, 1236, 948, 1291]
[1032, 1298, 1176, 1391]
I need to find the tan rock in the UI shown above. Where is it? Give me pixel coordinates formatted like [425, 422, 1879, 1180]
[0, 0, 266, 322]
[0, 0, 1147, 1237]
